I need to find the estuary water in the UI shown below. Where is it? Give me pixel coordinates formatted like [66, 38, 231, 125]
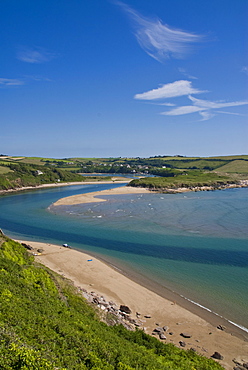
[0, 183, 247, 332]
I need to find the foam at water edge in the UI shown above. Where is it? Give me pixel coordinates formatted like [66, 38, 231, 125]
[180, 294, 248, 334]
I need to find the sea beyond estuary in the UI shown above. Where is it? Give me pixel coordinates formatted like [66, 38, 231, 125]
[0, 183, 247, 333]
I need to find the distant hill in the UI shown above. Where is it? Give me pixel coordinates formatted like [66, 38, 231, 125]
[0, 154, 247, 192]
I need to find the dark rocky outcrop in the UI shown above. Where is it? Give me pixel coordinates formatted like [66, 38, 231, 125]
[21, 242, 33, 250]
[232, 361, 248, 370]
[153, 327, 164, 333]
[119, 305, 132, 314]
[159, 333, 166, 340]
[180, 333, 192, 338]
[211, 352, 223, 360]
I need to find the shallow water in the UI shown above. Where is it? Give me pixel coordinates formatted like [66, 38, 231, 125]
[0, 184, 247, 331]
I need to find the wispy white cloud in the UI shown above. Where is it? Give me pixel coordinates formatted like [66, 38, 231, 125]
[0, 78, 24, 86]
[188, 95, 248, 109]
[178, 67, 197, 80]
[0, 75, 52, 88]
[161, 95, 248, 120]
[17, 46, 56, 63]
[134, 80, 205, 100]
[24, 75, 52, 82]
[115, 1, 203, 62]
[161, 105, 204, 116]
[216, 110, 244, 116]
[160, 102, 176, 107]
[199, 111, 215, 121]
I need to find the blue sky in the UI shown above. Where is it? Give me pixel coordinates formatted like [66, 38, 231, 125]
[1, 0, 247, 158]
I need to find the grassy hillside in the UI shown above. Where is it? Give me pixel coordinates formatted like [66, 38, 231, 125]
[1, 154, 248, 174]
[215, 160, 248, 174]
[0, 162, 113, 191]
[129, 171, 235, 191]
[0, 162, 86, 191]
[0, 155, 247, 192]
[0, 166, 13, 175]
[0, 234, 223, 369]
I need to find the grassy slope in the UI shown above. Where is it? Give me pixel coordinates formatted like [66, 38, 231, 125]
[0, 166, 13, 175]
[0, 235, 223, 370]
[1, 155, 247, 192]
[0, 163, 86, 191]
[0, 162, 114, 191]
[129, 171, 234, 190]
[208, 155, 248, 160]
[215, 160, 248, 174]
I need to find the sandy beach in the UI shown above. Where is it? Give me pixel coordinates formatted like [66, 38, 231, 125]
[17, 239, 248, 370]
[0, 179, 130, 195]
[9, 183, 248, 369]
[52, 185, 151, 206]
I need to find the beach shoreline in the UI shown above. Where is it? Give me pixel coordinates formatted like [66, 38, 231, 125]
[16, 238, 248, 370]
[51, 185, 151, 206]
[48, 181, 248, 208]
[0, 179, 130, 196]
[1, 178, 247, 200]
[49, 184, 248, 341]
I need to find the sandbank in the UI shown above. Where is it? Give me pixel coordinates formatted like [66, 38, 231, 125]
[52, 185, 151, 206]
[17, 239, 248, 370]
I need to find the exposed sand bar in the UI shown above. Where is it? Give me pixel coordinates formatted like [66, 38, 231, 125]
[17, 239, 248, 370]
[52, 185, 151, 206]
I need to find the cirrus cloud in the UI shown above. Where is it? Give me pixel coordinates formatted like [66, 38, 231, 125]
[114, 1, 203, 62]
[134, 80, 205, 100]
[161, 105, 204, 116]
[17, 46, 57, 64]
[188, 95, 248, 109]
[0, 78, 24, 86]
[134, 80, 248, 121]
[162, 95, 248, 121]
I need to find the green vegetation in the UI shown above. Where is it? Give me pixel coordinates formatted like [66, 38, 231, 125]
[215, 160, 248, 174]
[0, 162, 85, 191]
[0, 166, 13, 175]
[0, 234, 223, 369]
[0, 162, 114, 191]
[129, 171, 234, 191]
[0, 154, 247, 192]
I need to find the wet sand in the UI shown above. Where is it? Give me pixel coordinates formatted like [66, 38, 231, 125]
[17, 239, 248, 370]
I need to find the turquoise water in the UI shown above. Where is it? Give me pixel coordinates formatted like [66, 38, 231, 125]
[0, 184, 247, 331]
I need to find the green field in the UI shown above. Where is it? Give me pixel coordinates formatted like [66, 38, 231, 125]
[2, 154, 248, 172]
[208, 155, 248, 160]
[0, 166, 13, 175]
[0, 155, 247, 192]
[215, 160, 248, 174]
[129, 171, 233, 191]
